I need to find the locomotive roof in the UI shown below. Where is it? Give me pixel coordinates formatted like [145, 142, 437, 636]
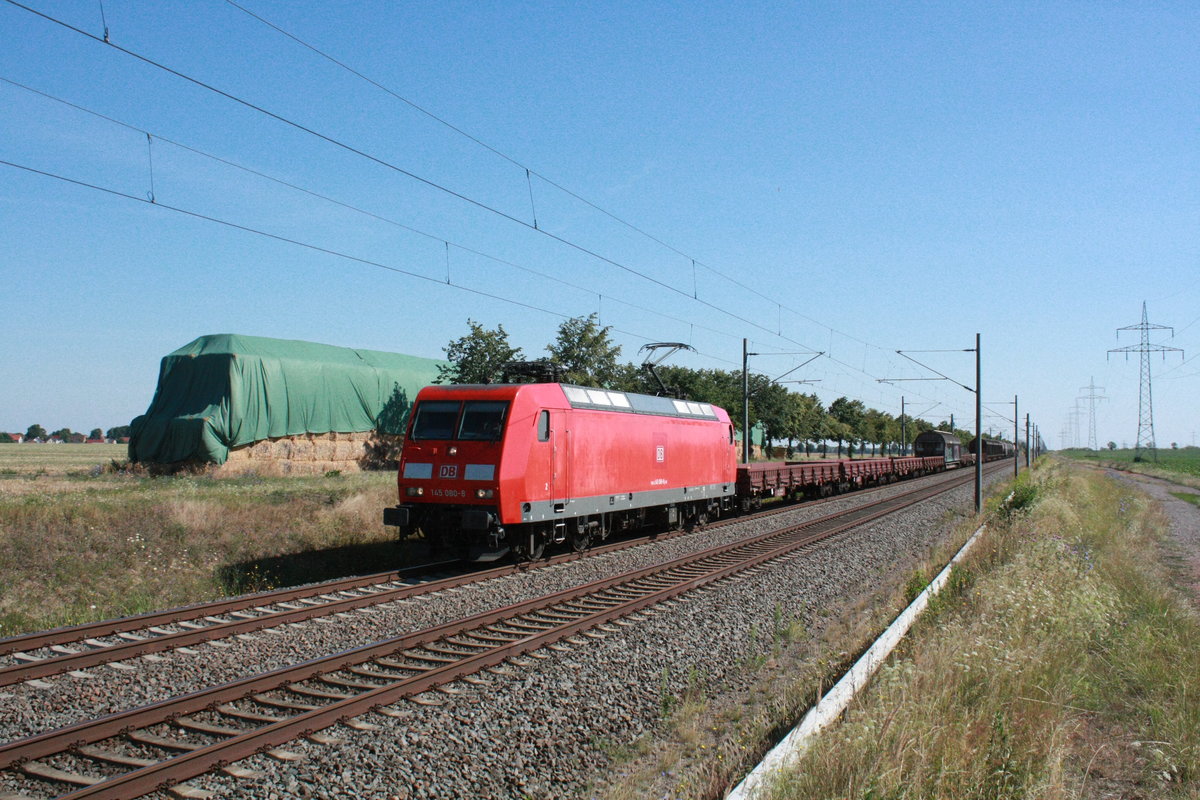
[428, 382, 724, 422]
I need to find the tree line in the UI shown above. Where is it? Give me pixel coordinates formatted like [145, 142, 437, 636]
[3, 425, 132, 443]
[437, 315, 980, 457]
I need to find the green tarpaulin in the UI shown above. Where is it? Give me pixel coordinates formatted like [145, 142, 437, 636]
[130, 334, 444, 465]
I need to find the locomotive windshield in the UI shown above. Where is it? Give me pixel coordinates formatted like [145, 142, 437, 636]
[458, 401, 508, 441]
[409, 400, 509, 441]
[410, 401, 460, 440]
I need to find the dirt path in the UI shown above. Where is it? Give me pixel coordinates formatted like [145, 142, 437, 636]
[1105, 468, 1200, 606]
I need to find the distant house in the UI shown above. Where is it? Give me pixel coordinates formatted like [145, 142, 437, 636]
[86, 438, 106, 444]
[0, 433, 22, 443]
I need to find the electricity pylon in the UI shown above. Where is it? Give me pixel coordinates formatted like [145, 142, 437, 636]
[1078, 378, 1106, 451]
[1108, 302, 1183, 462]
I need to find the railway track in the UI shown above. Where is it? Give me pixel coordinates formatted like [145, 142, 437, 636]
[0, 464, 990, 689]
[0, 465, 993, 800]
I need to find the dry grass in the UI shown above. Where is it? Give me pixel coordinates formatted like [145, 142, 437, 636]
[760, 459, 1200, 800]
[0, 461, 403, 637]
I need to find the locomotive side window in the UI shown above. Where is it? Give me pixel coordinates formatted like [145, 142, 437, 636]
[411, 401, 460, 440]
[537, 410, 550, 442]
[458, 401, 509, 441]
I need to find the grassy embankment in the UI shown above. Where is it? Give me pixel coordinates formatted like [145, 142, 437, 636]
[1061, 445, 1200, 491]
[761, 458, 1200, 799]
[0, 444, 403, 637]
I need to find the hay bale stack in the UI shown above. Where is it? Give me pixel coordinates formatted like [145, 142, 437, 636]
[215, 431, 404, 476]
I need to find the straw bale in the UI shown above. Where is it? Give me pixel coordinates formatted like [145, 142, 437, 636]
[149, 430, 406, 477]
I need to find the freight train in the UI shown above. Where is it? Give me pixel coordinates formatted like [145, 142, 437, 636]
[384, 383, 966, 561]
[968, 436, 1017, 461]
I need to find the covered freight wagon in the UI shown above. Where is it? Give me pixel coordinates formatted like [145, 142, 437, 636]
[129, 334, 443, 473]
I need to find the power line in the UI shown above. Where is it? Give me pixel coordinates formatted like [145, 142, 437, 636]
[0, 157, 734, 367]
[221, 0, 886, 354]
[0, 74, 756, 353]
[7, 1, 957, 413]
[5, 0, 813, 351]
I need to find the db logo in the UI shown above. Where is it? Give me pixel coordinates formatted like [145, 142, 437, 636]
[439, 464, 458, 479]
[655, 445, 665, 463]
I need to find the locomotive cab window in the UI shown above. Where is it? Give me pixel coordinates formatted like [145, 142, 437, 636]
[537, 410, 550, 442]
[411, 401, 460, 440]
[458, 401, 509, 441]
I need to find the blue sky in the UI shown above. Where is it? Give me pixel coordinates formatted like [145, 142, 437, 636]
[1, 0, 1197, 448]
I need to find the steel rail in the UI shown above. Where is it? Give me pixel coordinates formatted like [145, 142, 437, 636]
[0, 465, 987, 687]
[0, 468, 986, 799]
[0, 560, 460, 657]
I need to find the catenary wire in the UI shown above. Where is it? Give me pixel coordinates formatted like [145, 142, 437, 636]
[0, 156, 741, 368]
[0, 75, 752, 353]
[222, 0, 886, 353]
[5, 3, 969, 416]
[5, 0, 815, 353]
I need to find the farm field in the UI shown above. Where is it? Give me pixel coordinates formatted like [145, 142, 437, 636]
[0, 444, 402, 637]
[1059, 446, 1200, 489]
[0, 442, 128, 475]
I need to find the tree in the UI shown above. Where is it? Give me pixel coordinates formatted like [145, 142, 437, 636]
[437, 319, 523, 385]
[788, 393, 824, 455]
[50, 428, 75, 441]
[1107, 441, 1117, 450]
[748, 376, 792, 454]
[547, 314, 622, 388]
[828, 397, 866, 458]
[0, 433, 14, 443]
[106, 425, 131, 440]
[863, 409, 893, 456]
[89, 428, 103, 440]
[25, 424, 47, 442]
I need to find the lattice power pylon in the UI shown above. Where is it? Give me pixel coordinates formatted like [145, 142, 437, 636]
[1108, 302, 1183, 462]
[1078, 377, 1106, 451]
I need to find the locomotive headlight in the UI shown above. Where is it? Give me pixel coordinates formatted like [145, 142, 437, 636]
[475, 488, 494, 499]
[405, 486, 425, 497]
[448, 446, 458, 456]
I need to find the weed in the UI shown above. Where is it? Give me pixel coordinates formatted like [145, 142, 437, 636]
[1169, 491, 1200, 508]
[659, 665, 675, 717]
[903, 568, 928, 604]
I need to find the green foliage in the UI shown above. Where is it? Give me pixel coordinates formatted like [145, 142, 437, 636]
[997, 475, 1040, 519]
[546, 313, 622, 388]
[437, 318, 523, 384]
[106, 425, 132, 440]
[0, 433, 13, 443]
[25, 424, 46, 441]
[89, 428, 103, 440]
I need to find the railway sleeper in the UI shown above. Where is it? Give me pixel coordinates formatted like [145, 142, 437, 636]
[320, 674, 386, 691]
[422, 640, 486, 656]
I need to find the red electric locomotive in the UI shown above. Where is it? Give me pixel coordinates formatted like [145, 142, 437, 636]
[384, 383, 738, 560]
